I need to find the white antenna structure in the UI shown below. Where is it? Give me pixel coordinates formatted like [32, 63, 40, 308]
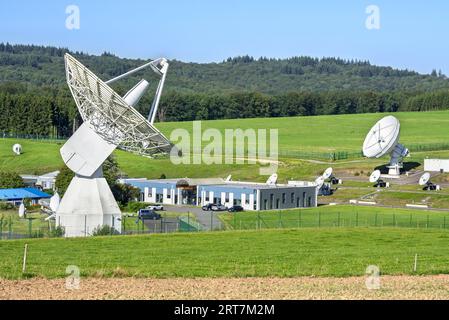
[56, 54, 173, 237]
[266, 174, 278, 185]
[12, 144, 22, 155]
[363, 116, 409, 176]
[419, 172, 439, 191]
[369, 170, 389, 188]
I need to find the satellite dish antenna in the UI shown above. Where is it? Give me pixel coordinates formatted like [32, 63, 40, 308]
[322, 167, 333, 180]
[266, 174, 278, 185]
[315, 176, 325, 189]
[369, 170, 388, 188]
[49, 192, 60, 212]
[18, 203, 25, 218]
[362, 116, 409, 176]
[12, 144, 22, 155]
[418, 172, 439, 190]
[419, 172, 431, 186]
[55, 54, 174, 237]
[369, 170, 381, 183]
[225, 175, 232, 182]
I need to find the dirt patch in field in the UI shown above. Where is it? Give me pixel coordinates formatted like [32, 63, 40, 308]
[1, 275, 449, 300]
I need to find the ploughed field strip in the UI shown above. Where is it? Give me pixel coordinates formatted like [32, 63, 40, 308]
[2, 276, 449, 300]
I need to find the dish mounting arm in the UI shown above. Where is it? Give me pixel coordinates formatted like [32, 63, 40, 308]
[105, 58, 169, 125]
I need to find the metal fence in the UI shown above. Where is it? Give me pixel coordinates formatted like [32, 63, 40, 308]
[227, 209, 449, 231]
[0, 132, 67, 143]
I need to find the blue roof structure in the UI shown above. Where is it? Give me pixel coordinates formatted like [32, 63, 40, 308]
[0, 188, 51, 201]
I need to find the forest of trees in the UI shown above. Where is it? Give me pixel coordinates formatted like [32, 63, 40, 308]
[0, 43, 449, 137]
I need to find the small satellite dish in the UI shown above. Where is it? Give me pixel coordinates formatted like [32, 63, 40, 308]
[322, 167, 333, 180]
[315, 176, 325, 189]
[12, 144, 22, 155]
[49, 192, 60, 212]
[18, 203, 25, 218]
[225, 175, 232, 182]
[369, 170, 381, 183]
[419, 172, 431, 186]
[362, 116, 409, 176]
[266, 174, 278, 185]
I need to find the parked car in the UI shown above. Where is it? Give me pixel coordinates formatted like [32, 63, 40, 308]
[136, 209, 161, 221]
[228, 205, 244, 212]
[202, 203, 214, 211]
[147, 204, 164, 211]
[211, 204, 227, 212]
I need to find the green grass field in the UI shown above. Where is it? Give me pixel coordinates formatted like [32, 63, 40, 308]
[2, 110, 449, 182]
[220, 205, 449, 230]
[1, 228, 449, 279]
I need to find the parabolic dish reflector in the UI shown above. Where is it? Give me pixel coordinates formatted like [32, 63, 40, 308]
[362, 116, 400, 159]
[369, 170, 381, 183]
[65, 54, 173, 157]
[323, 167, 333, 179]
[419, 173, 431, 186]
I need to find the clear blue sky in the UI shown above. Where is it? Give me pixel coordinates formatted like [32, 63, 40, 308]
[1, 0, 448, 74]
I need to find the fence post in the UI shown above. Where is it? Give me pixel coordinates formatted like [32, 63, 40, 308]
[233, 212, 236, 230]
[278, 211, 281, 229]
[409, 214, 412, 228]
[337, 212, 340, 227]
[355, 212, 358, 227]
[257, 212, 260, 230]
[444, 216, 446, 229]
[393, 213, 396, 227]
[427, 215, 430, 229]
[375, 213, 377, 227]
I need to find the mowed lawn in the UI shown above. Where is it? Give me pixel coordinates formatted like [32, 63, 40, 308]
[1, 228, 449, 279]
[156, 110, 449, 152]
[2, 110, 449, 180]
[220, 205, 449, 230]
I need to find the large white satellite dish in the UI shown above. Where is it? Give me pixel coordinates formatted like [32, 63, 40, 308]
[322, 167, 333, 180]
[12, 144, 22, 155]
[266, 173, 278, 185]
[362, 116, 409, 176]
[56, 54, 173, 237]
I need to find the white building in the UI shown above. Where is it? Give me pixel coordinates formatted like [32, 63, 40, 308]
[424, 159, 449, 173]
[21, 171, 60, 191]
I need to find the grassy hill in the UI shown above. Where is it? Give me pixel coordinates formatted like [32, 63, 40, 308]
[1, 228, 448, 279]
[2, 110, 449, 182]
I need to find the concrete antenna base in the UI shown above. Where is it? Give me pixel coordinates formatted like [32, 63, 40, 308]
[56, 168, 121, 237]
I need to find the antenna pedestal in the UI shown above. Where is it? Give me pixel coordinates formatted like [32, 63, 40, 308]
[55, 168, 121, 237]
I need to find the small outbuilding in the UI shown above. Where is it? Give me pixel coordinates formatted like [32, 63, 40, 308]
[0, 188, 51, 206]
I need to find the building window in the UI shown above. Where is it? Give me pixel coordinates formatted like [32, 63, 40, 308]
[245, 194, 250, 204]
[264, 199, 268, 210]
[270, 194, 274, 209]
[276, 199, 280, 209]
[291, 193, 295, 203]
[307, 197, 312, 207]
[205, 194, 210, 201]
[282, 193, 286, 204]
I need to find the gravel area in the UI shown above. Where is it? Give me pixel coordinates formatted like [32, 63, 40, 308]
[2, 275, 449, 300]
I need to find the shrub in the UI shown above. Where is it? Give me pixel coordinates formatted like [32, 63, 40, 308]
[92, 225, 119, 236]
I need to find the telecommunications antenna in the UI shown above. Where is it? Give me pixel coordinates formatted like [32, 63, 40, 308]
[56, 54, 174, 237]
[315, 176, 325, 189]
[362, 116, 409, 176]
[18, 203, 25, 218]
[49, 192, 60, 212]
[419, 172, 431, 186]
[12, 144, 22, 155]
[266, 173, 278, 185]
[369, 170, 381, 183]
[322, 167, 333, 180]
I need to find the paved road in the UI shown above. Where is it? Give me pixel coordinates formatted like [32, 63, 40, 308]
[164, 205, 224, 231]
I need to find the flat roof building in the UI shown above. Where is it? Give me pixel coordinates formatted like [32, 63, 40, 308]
[122, 177, 318, 211]
[0, 188, 51, 206]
